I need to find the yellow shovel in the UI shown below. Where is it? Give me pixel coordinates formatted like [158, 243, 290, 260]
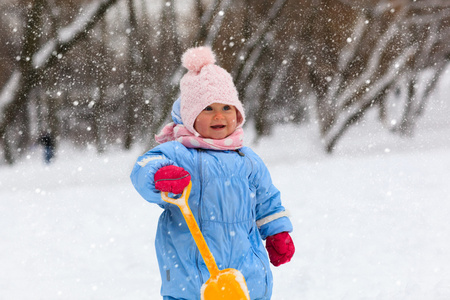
[161, 181, 250, 300]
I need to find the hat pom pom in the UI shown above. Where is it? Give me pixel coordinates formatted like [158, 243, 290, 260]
[182, 46, 216, 72]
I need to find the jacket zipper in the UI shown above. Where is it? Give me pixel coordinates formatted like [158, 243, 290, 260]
[196, 149, 205, 284]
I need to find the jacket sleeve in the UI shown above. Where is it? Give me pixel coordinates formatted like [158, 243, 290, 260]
[130, 148, 176, 207]
[249, 152, 293, 240]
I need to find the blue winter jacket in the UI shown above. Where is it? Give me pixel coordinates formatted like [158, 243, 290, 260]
[130, 141, 293, 300]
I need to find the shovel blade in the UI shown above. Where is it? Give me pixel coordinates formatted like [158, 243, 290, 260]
[201, 268, 250, 300]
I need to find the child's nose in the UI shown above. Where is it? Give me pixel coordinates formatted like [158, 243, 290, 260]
[213, 112, 224, 120]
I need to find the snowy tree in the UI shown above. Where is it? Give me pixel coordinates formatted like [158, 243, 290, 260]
[0, 0, 119, 164]
[390, 1, 450, 136]
[1, 0, 448, 164]
[301, 0, 450, 152]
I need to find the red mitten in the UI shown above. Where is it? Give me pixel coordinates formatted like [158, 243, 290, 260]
[265, 232, 295, 267]
[154, 165, 191, 194]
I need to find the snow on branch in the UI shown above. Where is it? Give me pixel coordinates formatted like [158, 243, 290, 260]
[404, 9, 450, 26]
[416, 21, 440, 67]
[199, 0, 220, 29]
[268, 43, 298, 101]
[204, 0, 232, 45]
[357, 45, 417, 110]
[325, 45, 417, 145]
[0, 71, 21, 115]
[232, 0, 289, 78]
[336, 16, 405, 107]
[242, 0, 287, 50]
[238, 42, 263, 85]
[325, 15, 368, 105]
[33, 40, 57, 69]
[170, 0, 232, 85]
[338, 16, 367, 72]
[0, 0, 118, 138]
[32, 0, 118, 70]
[58, 1, 103, 43]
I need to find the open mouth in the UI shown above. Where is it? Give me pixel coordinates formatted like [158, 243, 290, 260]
[211, 125, 226, 129]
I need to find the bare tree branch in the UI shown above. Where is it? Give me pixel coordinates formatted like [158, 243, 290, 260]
[0, 0, 119, 164]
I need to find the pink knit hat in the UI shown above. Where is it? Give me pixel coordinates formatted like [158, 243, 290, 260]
[180, 46, 245, 136]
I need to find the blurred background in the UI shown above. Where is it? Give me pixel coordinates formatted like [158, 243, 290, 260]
[0, 0, 449, 165]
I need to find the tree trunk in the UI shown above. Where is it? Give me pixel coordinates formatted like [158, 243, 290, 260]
[0, 0, 119, 164]
[93, 18, 109, 153]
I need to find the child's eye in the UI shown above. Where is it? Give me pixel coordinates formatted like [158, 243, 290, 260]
[204, 106, 213, 111]
[223, 105, 231, 111]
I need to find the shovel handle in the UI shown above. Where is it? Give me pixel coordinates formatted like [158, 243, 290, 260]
[161, 181, 220, 277]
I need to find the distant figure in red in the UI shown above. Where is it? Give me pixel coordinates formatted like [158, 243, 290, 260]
[39, 131, 55, 164]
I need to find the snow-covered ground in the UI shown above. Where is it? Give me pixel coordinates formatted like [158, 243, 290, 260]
[1, 72, 449, 299]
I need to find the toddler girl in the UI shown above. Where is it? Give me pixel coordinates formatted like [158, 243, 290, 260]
[130, 46, 294, 300]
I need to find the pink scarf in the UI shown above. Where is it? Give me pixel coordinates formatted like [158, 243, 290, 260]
[155, 122, 244, 150]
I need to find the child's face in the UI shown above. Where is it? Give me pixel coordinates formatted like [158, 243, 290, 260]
[194, 103, 238, 139]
